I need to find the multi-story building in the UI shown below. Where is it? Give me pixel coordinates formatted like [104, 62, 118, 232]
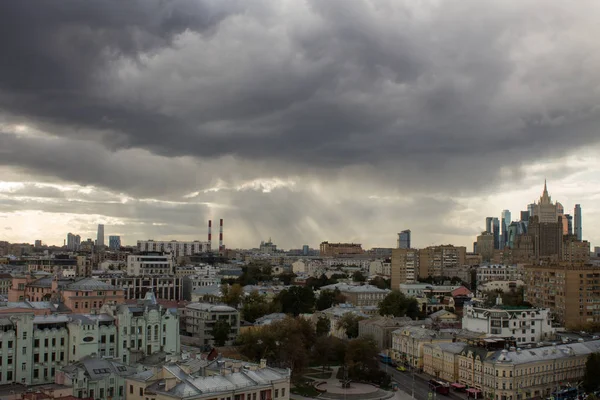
[319, 283, 390, 307]
[126, 357, 291, 400]
[476, 265, 523, 284]
[97, 224, 105, 247]
[574, 204, 582, 241]
[391, 326, 482, 369]
[398, 230, 411, 249]
[423, 342, 467, 383]
[0, 294, 179, 386]
[56, 356, 138, 400]
[462, 302, 555, 344]
[476, 232, 495, 262]
[391, 248, 420, 288]
[182, 303, 240, 346]
[369, 259, 392, 277]
[109, 235, 121, 251]
[66, 233, 81, 251]
[443, 265, 475, 287]
[127, 252, 175, 276]
[418, 245, 467, 279]
[182, 275, 222, 301]
[136, 240, 210, 259]
[316, 303, 378, 339]
[95, 274, 184, 301]
[562, 235, 590, 264]
[0, 273, 12, 295]
[319, 242, 363, 257]
[8, 275, 125, 312]
[399, 283, 461, 298]
[524, 264, 600, 328]
[457, 340, 600, 400]
[358, 315, 425, 350]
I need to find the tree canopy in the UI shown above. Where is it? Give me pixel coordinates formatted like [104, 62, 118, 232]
[583, 353, 600, 393]
[241, 290, 279, 323]
[211, 319, 231, 347]
[274, 285, 315, 316]
[338, 313, 365, 339]
[221, 283, 244, 308]
[378, 290, 420, 319]
[316, 288, 346, 311]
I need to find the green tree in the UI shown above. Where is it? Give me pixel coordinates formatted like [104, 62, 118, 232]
[222, 283, 244, 308]
[316, 289, 345, 311]
[378, 290, 420, 319]
[338, 313, 365, 339]
[277, 272, 296, 286]
[212, 319, 231, 347]
[369, 276, 390, 289]
[583, 353, 600, 393]
[275, 286, 315, 316]
[352, 271, 366, 282]
[241, 290, 277, 323]
[316, 315, 331, 336]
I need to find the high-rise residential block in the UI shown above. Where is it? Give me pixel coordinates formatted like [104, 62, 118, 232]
[418, 245, 466, 279]
[137, 240, 210, 259]
[398, 229, 411, 249]
[391, 248, 420, 288]
[66, 233, 81, 250]
[475, 231, 494, 262]
[501, 209, 511, 248]
[97, 224, 105, 247]
[574, 204, 582, 241]
[524, 264, 600, 328]
[109, 235, 121, 250]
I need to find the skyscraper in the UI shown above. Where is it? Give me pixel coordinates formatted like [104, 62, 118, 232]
[485, 217, 493, 234]
[97, 224, 105, 247]
[574, 204, 582, 241]
[109, 235, 121, 250]
[492, 218, 500, 250]
[66, 233, 81, 250]
[398, 230, 411, 249]
[501, 210, 511, 248]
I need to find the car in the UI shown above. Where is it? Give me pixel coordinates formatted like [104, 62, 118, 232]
[396, 365, 406, 372]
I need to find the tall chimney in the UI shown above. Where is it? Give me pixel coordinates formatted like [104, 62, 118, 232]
[219, 219, 223, 251]
[208, 220, 212, 251]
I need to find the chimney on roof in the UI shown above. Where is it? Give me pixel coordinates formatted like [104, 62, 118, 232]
[260, 359, 267, 369]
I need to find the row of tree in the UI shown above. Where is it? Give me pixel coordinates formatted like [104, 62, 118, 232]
[236, 315, 390, 387]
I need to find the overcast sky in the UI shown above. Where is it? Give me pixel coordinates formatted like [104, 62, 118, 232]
[1, 0, 600, 250]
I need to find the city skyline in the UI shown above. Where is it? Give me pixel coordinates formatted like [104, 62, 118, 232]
[1, 1, 600, 250]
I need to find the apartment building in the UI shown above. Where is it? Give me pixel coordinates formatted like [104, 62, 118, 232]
[0, 293, 180, 386]
[319, 283, 390, 307]
[95, 274, 184, 301]
[182, 303, 240, 346]
[8, 275, 125, 313]
[418, 245, 467, 279]
[56, 356, 138, 400]
[0, 273, 12, 295]
[399, 283, 461, 298]
[137, 240, 210, 259]
[524, 264, 600, 328]
[182, 275, 222, 301]
[127, 252, 175, 276]
[126, 357, 291, 400]
[462, 302, 555, 344]
[358, 316, 427, 350]
[457, 340, 600, 400]
[476, 265, 523, 284]
[319, 242, 363, 256]
[369, 259, 391, 277]
[422, 342, 467, 383]
[391, 248, 420, 288]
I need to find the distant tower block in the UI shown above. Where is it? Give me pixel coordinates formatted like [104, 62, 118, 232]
[208, 220, 212, 251]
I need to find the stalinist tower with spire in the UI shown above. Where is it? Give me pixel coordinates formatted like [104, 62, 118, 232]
[533, 180, 560, 223]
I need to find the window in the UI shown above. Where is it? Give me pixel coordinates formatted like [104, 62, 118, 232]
[44, 338, 49, 347]
[22, 363, 26, 371]
[110, 334, 115, 343]
[34, 369, 39, 379]
[7, 340, 13, 349]
[23, 331, 27, 340]
[61, 337, 65, 346]
[34, 339, 39, 348]
[22, 347, 26, 355]
[34, 353, 39, 363]
[140, 388, 143, 396]
[282, 388, 285, 397]
[130, 385, 134, 394]
[275, 389, 279, 397]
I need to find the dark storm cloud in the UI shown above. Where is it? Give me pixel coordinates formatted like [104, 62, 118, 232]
[1, 0, 600, 192]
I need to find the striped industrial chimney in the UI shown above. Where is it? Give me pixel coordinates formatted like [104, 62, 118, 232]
[219, 218, 224, 251]
[208, 220, 212, 251]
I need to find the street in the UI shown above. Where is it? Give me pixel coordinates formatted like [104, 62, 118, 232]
[380, 363, 467, 400]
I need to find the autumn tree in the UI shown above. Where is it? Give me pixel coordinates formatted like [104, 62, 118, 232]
[316, 315, 331, 336]
[338, 313, 365, 339]
[221, 283, 244, 308]
[275, 286, 315, 316]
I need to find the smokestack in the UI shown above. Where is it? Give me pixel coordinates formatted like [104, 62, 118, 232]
[219, 218, 223, 251]
[208, 220, 212, 250]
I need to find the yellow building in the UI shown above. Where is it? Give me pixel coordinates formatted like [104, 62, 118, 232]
[457, 340, 600, 400]
[423, 342, 467, 383]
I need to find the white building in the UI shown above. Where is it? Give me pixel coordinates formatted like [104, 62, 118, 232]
[127, 252, 175, 276]
[476, 264, 523, 284]
[462, 301, 555, 344]
[369, 260, 391, 277]
[399, 283, 461, 298]
[477, 280, 525, 294]
[183, 303, 240, 346]
[182, 275, 222, 301]
[136, 240, 210, 259]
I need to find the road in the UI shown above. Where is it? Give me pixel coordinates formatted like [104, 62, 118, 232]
[379, 363, 467, 400]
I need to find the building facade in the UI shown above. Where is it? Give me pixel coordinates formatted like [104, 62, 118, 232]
[398, 230, 411, 249]
[418, 245, 467, 279]
[524, 264, 600, 328]
[109, 235, 121, 251]
[95, 274, 184, 301]
[391, 248, 420, 288]
[182, 303, 240, 346]
[319, 242, 363, 257]
[127, 252, 175, 276]
[137, 240, 210, 259]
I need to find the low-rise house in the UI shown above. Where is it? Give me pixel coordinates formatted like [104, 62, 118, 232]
[399, 284, 461, 298]
[319, 283, 390, 307]
[477, 280, 525, 295]
[358, 316, 429, 350]
[316, 303, 378, 339]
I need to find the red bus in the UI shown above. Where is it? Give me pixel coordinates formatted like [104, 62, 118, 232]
[429, 380, 450, 395]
